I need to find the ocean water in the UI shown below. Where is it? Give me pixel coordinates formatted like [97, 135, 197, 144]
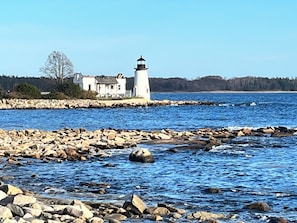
[1, 92, 297, 222]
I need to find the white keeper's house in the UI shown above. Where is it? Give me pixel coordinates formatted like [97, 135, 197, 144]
[73, 73, 127, 98]
[73, 56, 150, 99]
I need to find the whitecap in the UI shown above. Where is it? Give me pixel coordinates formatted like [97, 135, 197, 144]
[44, 187, 66, 194]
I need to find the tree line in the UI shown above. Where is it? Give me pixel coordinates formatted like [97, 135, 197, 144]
[2, 75, 297, 97]
[126, 75, 297, 92]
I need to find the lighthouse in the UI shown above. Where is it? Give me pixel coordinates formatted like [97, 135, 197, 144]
[133, 56, 151, 100]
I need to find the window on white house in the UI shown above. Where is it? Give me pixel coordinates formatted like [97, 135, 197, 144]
[118, 85, 121, 90]
[111, 85, 114, 90]
[88, 85, 91, 91]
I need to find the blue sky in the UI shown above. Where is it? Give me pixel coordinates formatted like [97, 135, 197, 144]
[1, 1, 296, 79]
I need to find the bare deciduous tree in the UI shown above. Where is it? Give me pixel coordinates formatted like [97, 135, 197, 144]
[40, 51, 74, 88]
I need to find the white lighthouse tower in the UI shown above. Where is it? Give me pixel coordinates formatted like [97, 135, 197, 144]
[133, 56, 150, 100]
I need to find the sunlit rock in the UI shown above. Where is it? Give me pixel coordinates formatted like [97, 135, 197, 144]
[129, 148, 155, 163]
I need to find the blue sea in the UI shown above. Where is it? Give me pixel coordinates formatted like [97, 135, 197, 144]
[1, 92, 297, 222]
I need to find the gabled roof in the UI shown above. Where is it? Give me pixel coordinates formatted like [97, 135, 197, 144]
[95, 76, 118, 84]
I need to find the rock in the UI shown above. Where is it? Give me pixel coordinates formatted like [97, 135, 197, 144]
[123, 194, 147, 215]
[203, 187, 221, 194]
[13, 194, 37, 206]
[188, 211, 225, 221]
[237, 130, 245, 137]
[268, 217, 288, 223]
[63, 206, 83, 217]
[204, 139, 221, 151]
[129, 148, 155, 163]
[0, 190, 8, 200]
[72, 219, 85, 223]
[261, 127, 275, 134]
[22, 207, 42, 217]
[105, 213, 127, 221]
[108, 219, 121, 223]
[143, 214, 163, 221]
[7, 203, 25, 217]
[244, 201, 271, 212]
[0, 206, 13, 219]
[152, 207, 170, 216]
[157, 203, 185, 214]
[171, 212, 182, 219]
[0, 184, 23, 195]
[89, 217, 104, 223]
[77, 204, 94, 219]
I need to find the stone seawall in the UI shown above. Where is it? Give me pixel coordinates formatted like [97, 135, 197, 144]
[0, 99, 215, 109]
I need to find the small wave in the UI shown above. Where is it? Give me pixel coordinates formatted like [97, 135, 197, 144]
[275, 192, 293, 197]
[44, 187, 67, 194]
[218, 103, 234, 107]
[210, 144, 246, 155]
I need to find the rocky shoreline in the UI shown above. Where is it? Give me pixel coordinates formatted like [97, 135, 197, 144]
[0, 126, 296, 162]
[1, 126, 296, 222]
[1, 182, 287, 223]
[0, 99, 215, 110]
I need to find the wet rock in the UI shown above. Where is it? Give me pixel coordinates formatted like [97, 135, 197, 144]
[129, 148, 155, 163]
[123, 194, 147, 215]
[203, 187, 221, 194]
[244, 201, 271, 212]
[268, 217, 288, 223]
[108, 219, 121, 223]
[204, 140, 221, 151]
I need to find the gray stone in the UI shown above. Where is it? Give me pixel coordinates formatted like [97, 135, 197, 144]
[7, 203, 25, 217]
[188, 211, 225, 221]
[152, 207, 170, 216]
[105, 213, 127, 221]
[244, 201, 271, 212]
[129, 148, 155, 163]
[63, 206, 83, 218]
[123, 194, 147, 215]
[268, 217, 288, 223]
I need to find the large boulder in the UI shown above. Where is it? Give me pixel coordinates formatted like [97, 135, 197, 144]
[244, 201, 271, 212]
[123, 194, 147, 215]
[129, 148, 155, 163]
